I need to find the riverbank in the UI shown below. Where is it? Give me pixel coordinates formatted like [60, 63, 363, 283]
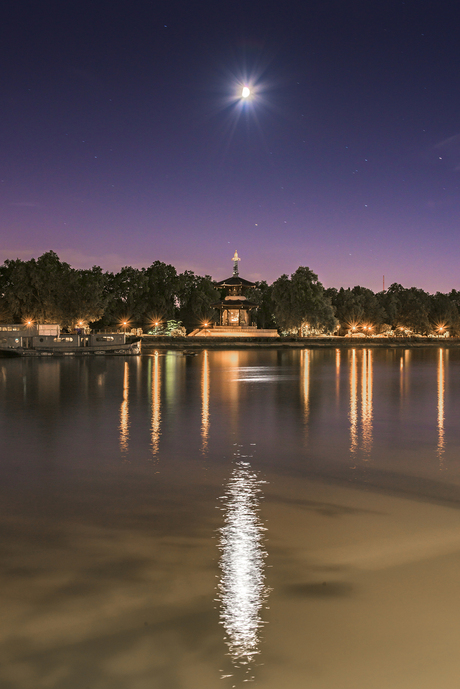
[141, 335, 460, 350]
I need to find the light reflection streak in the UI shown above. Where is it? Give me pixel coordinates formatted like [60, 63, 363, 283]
[300, 349, 310, 436]
[218, 461, 269, 675]
[349, 349, 373, 458]
[201, 350, 210, 454]
[336, 348, 340, 403]
[151, 351, 161, 457]
[437, 348, 445, 466]
[119, 361, 129, 453]
[361, 349, 373, 458]
[349, 349, 358, 453]
[404, 349, 410, 397]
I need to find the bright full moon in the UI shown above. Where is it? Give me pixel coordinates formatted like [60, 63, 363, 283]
[241, 86, 250, 98]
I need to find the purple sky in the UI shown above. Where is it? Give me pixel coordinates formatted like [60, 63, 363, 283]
[1, 1, 460, 292]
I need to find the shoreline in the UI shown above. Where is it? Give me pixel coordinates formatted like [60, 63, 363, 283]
[141, 336, 460, 350]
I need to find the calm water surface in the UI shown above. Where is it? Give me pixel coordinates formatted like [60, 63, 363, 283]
[2, 347, 460, 688]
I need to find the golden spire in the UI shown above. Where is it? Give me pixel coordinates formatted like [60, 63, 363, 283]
[232, 250, 241, 276]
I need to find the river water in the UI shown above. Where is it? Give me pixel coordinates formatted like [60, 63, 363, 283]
[1, 347, 460, 688]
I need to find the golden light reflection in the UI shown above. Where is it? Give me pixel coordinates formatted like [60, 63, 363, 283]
[218, 460, 269, 677]
[220, 350, 241, 408]
[201, 349, 210, 454]
[215, 351, 243, 441]
[119, 361, 129, 453]
[336, 348, 341, 403]
[361, 349, 373, 458]
[300, 349, 310, 433]
[151, 351, 161, 457]
[349, 349, 373, 458]
[437, 348, 445, 466]
[349, 349, 358, 454]
[399, 350, 410, 404]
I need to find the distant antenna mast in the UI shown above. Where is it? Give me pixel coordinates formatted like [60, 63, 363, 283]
[383, 275, 385, 291]
[232, 250, 241, 276]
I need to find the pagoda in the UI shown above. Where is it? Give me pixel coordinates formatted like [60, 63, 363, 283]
[212, 250, 258, 328]
[189, 251, 278, 337]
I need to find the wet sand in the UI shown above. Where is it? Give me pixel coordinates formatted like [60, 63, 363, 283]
[2, 464, 460, 688]
[261, 475, 460, 689]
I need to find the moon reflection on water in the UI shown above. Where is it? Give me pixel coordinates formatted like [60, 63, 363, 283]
[218, 456, 270, 681]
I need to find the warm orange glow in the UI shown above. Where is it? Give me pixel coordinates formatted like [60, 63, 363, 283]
[151, 351, 161, 456]
[301, 349, 310, 444]
[336, 349, 341, 403]
[119, 362, 129, 453]
[149, 314, 163, 331]
[349, 349, 358, 454]
[437, 348, 445, 466]
[361, 349, 373, 459]
[201, 349, 210, 454]
[346, 321, 361, 333]
[349, 349, 373, 458]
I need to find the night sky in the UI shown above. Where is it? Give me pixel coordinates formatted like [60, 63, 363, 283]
[2, 1, 460, 292]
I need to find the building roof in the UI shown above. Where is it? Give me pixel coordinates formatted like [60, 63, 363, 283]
[211, 298, 258, 309]
[216, 276, 256, 288]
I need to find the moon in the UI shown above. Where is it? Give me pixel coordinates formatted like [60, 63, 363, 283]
[241, 86, 250, 98]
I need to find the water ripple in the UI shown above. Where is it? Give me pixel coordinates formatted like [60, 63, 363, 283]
[218, 460, 270, 674]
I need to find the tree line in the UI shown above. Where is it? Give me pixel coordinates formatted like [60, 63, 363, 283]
[1, 251, 459, 336]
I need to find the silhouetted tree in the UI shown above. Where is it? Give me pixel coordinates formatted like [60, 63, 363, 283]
[246, 281, 275, 328]
[272, 267, 337, 335]
[0, 251, 105, 327]
[143, 261, 178, 324]
[102, 266, 147, 326]
[176, 270, 219, 329]
[429, 292, 460, 335]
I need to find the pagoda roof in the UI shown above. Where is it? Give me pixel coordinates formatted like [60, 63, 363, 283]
[216, 275, 256, 288]
[211, 298, 258, 308]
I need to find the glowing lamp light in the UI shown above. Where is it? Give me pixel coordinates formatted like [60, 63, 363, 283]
[241, 86, 250, 98]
